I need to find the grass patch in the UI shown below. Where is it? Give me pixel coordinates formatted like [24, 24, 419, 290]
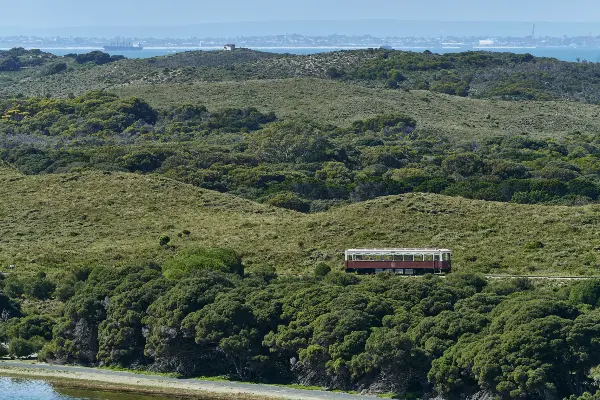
[112, 78, 600, 141]
[2, 168, 600, 276]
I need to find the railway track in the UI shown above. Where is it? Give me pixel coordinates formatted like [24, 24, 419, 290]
[484, 275, 600, 281]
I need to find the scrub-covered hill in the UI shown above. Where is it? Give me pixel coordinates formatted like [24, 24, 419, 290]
[1, 166, 599, 276]
[5, 48, 600, 102]
[113, 77, 600, 139]
[4, 91, 600, 215]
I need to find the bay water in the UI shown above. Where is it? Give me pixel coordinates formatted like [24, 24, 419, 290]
[0, 377, 199, 400]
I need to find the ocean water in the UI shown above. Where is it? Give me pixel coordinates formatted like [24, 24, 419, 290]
[0, 377, 191, 400]
[23, 46, 600, 62]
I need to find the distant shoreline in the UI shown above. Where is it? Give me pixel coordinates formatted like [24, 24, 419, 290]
[1, 45, 597, 63]
[3, 45, 598, 51]
[0, 46, 376, 50]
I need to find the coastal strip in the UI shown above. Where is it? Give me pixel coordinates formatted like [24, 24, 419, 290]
[0, 361, 377, 400]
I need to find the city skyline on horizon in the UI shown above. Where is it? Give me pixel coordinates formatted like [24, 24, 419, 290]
[3, 20, 600, 39]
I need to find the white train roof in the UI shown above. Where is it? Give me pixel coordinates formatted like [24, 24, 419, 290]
[345, 248, 452, 254]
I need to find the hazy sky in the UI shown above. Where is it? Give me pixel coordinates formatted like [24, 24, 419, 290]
[4, 0, 600, 27]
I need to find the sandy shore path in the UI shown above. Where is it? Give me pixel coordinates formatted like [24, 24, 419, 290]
[0, 361, 378, 400]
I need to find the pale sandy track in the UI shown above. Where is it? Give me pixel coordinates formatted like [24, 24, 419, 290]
[0, 361, 377, 400]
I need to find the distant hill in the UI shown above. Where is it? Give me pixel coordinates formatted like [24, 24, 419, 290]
[4, 48, 600, 103]
[113, 77, 600, 138]
[1, 167, 600, 276]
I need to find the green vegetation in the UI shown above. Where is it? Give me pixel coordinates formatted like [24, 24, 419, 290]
[113, 78, 600, 140]
[0, 48, 57, 72]
[3, 91, 600, 213]
[4, 48, 600, 103]
[2, 167, 600, 276]
[3, 47, 600, 399]
[2, 261, 600, 399]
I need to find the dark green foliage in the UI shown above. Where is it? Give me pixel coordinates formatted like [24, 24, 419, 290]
[0, 57, 20, 72]
[3, 277, 24, 299]
[7, 315, 54, 340]
[314, 262, 332, 277]
[8, 337, 42, 358]
[53, 282, 76, 301]
[570, 280, 600, 307]
[24, 274, 56, 300]
[326, 67, 345, 79]
[158, 234, 170, 247]
[74, 51, 123, 65]
[0, 48, 56, 72]
[44, 62, 67, 76]
[350, 49, 600, 103]
[348, 113, 416, 135]
[3, 90, 600, 210]
[265, 192, 310, 213]
[1, 259, 599, 398]
[162, 247, 244, 279]
[0, 291, 21, 320]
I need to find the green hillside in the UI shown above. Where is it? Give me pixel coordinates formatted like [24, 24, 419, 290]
[3, 48, 600, 275]
[2, 166, 600, 276]
[4, 48, 600, 103]
[5, 47, 600, 400]
[113, 77, 600, 138]
[4, 89, 600, 214]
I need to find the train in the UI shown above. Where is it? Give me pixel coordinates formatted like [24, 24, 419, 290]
[345, 248, 452, 275]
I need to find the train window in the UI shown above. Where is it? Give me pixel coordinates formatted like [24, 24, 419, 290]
[433, 254, 440, 261]
[383, 254, 393, 261]
[393, 254, 403, 261]
[424, 254, 434, 262]
[405, 269, 414, 275]
[375, 255, 383, 261]
[443, 253, 449, 261]
[375, 268, 384, 273]
[414, 254, 424, 262]
[403, 254, 413, 262]
[354, 255, 363, 261]
[394, 269, 404, 274]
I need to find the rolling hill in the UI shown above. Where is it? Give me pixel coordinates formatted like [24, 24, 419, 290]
[3, 48, 600, 277]
[1, 166, 600, 277]
[112, 78, 600, 140]
[5, 48, 600, 103]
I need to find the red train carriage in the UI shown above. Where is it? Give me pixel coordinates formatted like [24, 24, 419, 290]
[345, 248, 452, 275]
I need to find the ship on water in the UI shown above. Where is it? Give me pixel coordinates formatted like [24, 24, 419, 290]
[103, 41, 143, 51]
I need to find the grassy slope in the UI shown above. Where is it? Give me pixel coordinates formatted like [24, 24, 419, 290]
[2, 167, 600, 276]
[112, 78, 600, 140]
[0, 50, 368, 98]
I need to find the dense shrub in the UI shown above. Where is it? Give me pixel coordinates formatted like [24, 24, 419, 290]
[24, 274, 56, 300]
[44, 62, 67, 75]
[74, 51, 123, 65]
[0, 263, 589, 398]
[8, 337, 44, 358]
[162, 247, 244, 279]
[3, 92, 600, 210]
[265, 191, 311, 212]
